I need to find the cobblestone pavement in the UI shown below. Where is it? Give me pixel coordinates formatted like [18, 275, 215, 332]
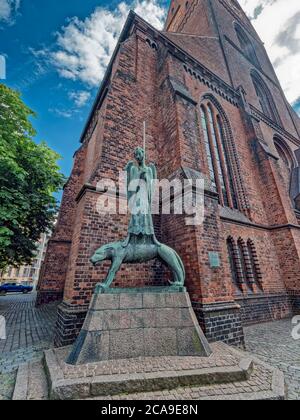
[244, 319, 300, 400]
[0, 293, 299, 400]
[0, 293, 58, 374]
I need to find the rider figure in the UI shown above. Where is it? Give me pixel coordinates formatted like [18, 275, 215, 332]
[123, 147, 160, 247]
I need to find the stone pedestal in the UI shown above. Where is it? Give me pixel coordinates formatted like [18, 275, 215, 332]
[67, 287, 212, 365]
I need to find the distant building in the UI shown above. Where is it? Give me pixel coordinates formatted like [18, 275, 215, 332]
[0, 232, 51, 289]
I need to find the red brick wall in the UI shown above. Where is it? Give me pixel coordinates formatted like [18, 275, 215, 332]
[61, 32, 173, 306]
[165, 0, 216, 37]
[39, 4, 300, 334]
[36, 145, 87, 304]
[270, 228, 300, 293]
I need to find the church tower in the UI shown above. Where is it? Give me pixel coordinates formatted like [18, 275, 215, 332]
[37, 1, 300, 347]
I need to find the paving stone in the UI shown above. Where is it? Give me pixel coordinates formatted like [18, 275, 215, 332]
[244, 319, 300, 401]
[0, 292, 57, 381]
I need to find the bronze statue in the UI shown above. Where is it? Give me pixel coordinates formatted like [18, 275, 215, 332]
[90, 147, 185, 290]
[123, 146, 160, 246]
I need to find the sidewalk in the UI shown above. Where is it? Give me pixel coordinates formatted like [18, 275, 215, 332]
[0, 293, 58, 373]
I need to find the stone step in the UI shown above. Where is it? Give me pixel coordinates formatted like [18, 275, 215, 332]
[12, 343, 286, 401]
[87, 366, 285, 401]
[44, 342, 285, 400]
[48, 357, 253, 400]
[13, 360, 48, 400]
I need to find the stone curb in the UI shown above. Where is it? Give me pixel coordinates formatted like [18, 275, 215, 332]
[44, 349, 64, 400]
[272, 369, 286, 400]
[12, 363, 29, 400]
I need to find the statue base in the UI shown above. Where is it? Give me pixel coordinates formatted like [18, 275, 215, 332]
[66, 287, 212, 365]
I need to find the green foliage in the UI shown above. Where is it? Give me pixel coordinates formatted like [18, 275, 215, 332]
[0, 83, 65, 270]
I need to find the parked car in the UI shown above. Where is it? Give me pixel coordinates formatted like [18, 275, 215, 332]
[0, 283, 33, 295]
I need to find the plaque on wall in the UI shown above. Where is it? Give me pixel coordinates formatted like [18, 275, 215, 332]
[209, 252, 221, 268]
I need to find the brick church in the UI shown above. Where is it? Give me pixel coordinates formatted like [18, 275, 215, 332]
[37, 0, 300, 347]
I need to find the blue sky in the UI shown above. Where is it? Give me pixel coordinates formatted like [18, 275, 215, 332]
[0, 1, 126, 177]
[0, 0, 299, 187]
[0, 0, 168, 181]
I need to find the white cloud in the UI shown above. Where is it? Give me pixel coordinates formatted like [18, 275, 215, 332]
[48, 90, 91, 119]
[0, 0, 10, 20]
[0, 0, 20, 23]
[69, 90, 91, 107]
[49, 1, 166, 87]
[49, 108, 73, 119]
[42, 0, 299, 112]
[238, 0, 300, 105]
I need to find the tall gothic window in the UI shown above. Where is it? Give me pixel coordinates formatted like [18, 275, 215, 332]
[217, 116, 239, 209]
[234, 23, 260, 68]
[274, 136, 295, 204]
[251, 71, 281, 125]
[227, 237, 243, 292]
[227, 237, 263, 294]
[200, 105, 216, 190]
[200, 103, 238, 209]
[237, 239, 253, 291]
[274, 137, 294, 174]
[247, 240, 263, 290]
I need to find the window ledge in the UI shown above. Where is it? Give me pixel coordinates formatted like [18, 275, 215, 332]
[219, 206, 251, 224]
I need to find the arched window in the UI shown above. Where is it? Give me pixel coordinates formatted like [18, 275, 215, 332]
[227, 237, 263, 294]
[234, 23, 259, 68]
[200, 102, 238, 209]
[237, 239, 253, 292]
[227, 237, 243, 292]
[274, 137, 295, 174]
[217, 116, 239, 210]
[200, 105, 216, 190]
[274, 136, 296, 203]
[247, 240, 263, 290]
[251, 71, 281, 125]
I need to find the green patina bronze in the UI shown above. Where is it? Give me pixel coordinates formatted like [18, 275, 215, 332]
[90, 147, 186, 291]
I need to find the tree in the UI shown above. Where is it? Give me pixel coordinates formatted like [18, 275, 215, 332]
[0, 83, 65, 270]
